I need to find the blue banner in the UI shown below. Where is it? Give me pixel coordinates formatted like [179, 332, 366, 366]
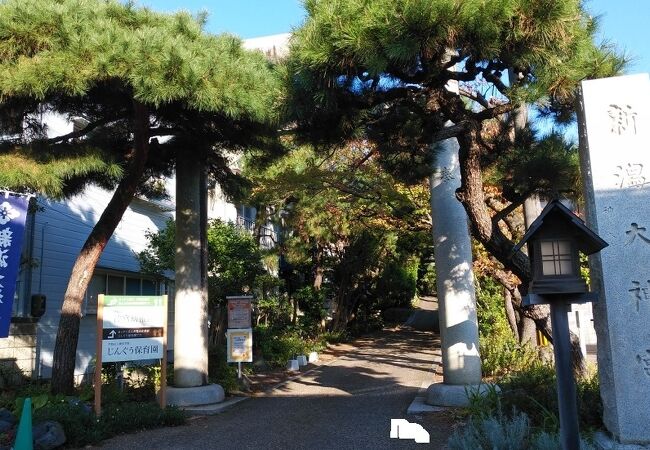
[0, 194, 30, 338]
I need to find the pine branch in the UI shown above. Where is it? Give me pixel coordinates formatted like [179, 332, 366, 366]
[45, 116, 121, 144]
[482, 70, 509, 96]
[474, 103, 514, 121]
[431, 122, 468, 142]
[459, 87, 490, 109]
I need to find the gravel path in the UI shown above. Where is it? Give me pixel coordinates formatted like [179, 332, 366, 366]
[91, 309, 457, 449]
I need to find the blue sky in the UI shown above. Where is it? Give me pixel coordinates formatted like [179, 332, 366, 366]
[142, 0, 649, 74]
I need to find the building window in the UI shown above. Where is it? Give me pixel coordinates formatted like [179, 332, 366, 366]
[540, 240, 574, 276]
[84, 269, 169, 314]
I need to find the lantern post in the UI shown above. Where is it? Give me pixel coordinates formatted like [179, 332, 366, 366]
[513, 199, 608, 450]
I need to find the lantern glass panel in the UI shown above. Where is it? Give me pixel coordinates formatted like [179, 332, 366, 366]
[540, 240, 573, 276]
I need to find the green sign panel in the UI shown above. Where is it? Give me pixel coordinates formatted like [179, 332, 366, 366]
[103, 295, 165, 307]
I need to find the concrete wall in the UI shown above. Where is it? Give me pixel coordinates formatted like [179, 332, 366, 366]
[0, 322, 37, 384]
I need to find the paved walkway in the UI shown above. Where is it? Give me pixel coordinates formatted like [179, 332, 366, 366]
[93, 305, 455, 449]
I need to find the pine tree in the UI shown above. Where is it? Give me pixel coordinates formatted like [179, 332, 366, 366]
[288, 0, 625, 367]
[0, 0, 282, 393]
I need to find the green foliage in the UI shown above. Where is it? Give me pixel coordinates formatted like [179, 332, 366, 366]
[480, 334, 539, 378]
[33, 401, 104, 447]
[137, 219, 176, 276]
[292, 0, 624, 121]
[208, 347, 241, 394]
[138, 218, 267, 305]
[33, 401, 185, 448]
[375, 257, 418, 309]
[207, 219, 266, 302]
[448, 409, 595, 450]
[0, 0, 283, 198]
[474, 274, 539, 377]
[466, 362, 603, 434]
[320, 330, 349, 344]
[476, 275, 511, 338]
[98, 402, 186, 435]
[256, 326, 325, 368]
[98, 362, 164, 404]
[488, 131, 581, 202]
[0, 0, 282, 116]
[417, 261, 436, 296]
[3, 375, 184, 447]
[256, 294, 291, 328]
[295, 286, 327, 337]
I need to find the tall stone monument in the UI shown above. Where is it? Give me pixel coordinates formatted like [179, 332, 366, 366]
[578, 73, 650, 447]
[426, 135, 484, 407]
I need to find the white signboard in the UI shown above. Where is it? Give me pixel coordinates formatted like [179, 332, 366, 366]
[226, 328, 253, 363]
[100, 295, 166, 363]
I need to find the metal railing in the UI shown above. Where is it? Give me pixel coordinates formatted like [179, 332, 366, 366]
[235, 215, 277, 249]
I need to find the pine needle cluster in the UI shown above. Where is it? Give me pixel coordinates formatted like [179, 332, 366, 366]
[0, 0, 284, 197]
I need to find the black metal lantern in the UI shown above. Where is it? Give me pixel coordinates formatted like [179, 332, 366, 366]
[513, 198, 608, 450]
[513, 199, 608, 303]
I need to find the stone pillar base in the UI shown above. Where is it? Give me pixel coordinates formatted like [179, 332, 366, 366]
[165, 384, 225, 407]
[426, 382, 498, 407]
[594, 432, 650, 450]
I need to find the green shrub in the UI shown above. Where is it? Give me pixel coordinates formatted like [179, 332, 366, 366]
[33, 401, 185, 448]
[467, 363, 603, 434]
[476, 275, 512, 338]
[448, 410, 595, 450]
[256, 294, 291, 328]
[295, 286, 327, 337]
[575, 371, 603, 432]
[256, 327, 324, 367]
[417, 261, 436, 296]
[480, 334, 539, 378]
[208, 347, 240, 394]
[375, 258, 418, 309]
[475, 274, 540, 378]
[321, 330, 349, 344]
[33, 401, 103, 447]
[348, 309, 384, 335]
[100, 402, 185, 434]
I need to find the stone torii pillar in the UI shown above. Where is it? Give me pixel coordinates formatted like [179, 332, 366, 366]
[166, 152, 224, 407]
[426, 134, 487, 406]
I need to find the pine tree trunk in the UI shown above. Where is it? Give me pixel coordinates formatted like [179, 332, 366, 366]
[208, 304, 227, 349]
[51, 101, 150, 395]
[455, 127, 587, 373]
[521, 194, 543, 345]
[519, 316, 537, 346]
[312, 244, 323, 290]
[504, 289, 519, 338]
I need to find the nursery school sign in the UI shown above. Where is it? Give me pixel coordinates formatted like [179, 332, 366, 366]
[99, 295, 166, 362]
[94, 295, 168, 414]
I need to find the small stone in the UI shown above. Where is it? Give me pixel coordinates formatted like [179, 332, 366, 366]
[66, 397, 92, 414]
[0, 420, 12, 434]
[33, 420, 66, 450]
[0, 408, 15, 424]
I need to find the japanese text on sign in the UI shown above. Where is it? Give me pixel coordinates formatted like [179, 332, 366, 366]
[100, 295, 166, 362]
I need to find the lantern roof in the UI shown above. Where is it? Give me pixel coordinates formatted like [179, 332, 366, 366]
[513, 199, 608, 256]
